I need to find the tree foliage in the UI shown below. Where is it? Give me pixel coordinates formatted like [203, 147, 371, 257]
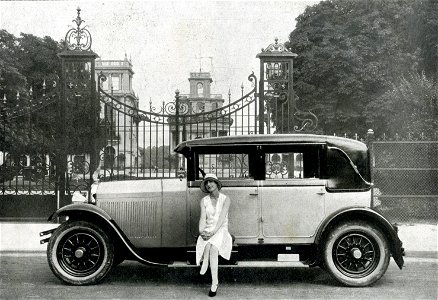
[367, 72, 437, 136]
[0, 30, 62, 154]
[0, 30, 103, 156]
[139, 146, 177, 170]
[286, 0, 437, 136]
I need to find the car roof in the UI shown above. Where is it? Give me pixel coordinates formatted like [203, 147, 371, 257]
[174, 134, 368, 154]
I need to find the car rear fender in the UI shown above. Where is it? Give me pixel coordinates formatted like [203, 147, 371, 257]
[48, 203, 166, 267]
[315, 207, 404, 269]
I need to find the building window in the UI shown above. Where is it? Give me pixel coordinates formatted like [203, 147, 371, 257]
[197, 82, 204, 97]
[112, 74, 120, 90]
[73, 155, 86, 174]
[104, 146, 115, 169]
[101, 75, 109, 90]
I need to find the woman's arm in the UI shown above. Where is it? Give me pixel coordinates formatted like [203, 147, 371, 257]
[198, 198, 207, 234]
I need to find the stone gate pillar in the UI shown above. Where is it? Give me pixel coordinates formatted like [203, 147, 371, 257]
[57, 8, 98, 206]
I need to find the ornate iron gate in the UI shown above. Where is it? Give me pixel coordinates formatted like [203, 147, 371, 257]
[96, 73, 259, 180]
[95, 38, 317, 182]
[0, 8, 99, 219]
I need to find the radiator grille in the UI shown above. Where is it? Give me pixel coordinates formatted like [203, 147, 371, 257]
[99, 200, 158, 238]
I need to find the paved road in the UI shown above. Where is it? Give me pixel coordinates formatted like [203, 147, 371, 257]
[0, 254, 436, 299]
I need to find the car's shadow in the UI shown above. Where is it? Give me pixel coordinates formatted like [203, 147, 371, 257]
[106, 261, 338, 286]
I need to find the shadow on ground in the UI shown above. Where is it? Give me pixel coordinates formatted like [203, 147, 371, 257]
[106, 262, 338, 286]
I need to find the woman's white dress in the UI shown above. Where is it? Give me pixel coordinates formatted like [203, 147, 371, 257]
[196, 193, 233, 265]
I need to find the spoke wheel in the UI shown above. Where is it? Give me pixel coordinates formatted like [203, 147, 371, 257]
[48, 221, 114, 285]
[323, 221, 390, 287]
[58, 232, 104, 277]
[333, 233, 379, 278]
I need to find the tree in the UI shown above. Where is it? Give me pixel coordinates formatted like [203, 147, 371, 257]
[139, 146, 177, 170]
[1, 30, 61, 153]
[412, 0, 438, 83]
[0, 30, 103, 157]
[285, 0, 425, 136]
[367, 72, 437, 136]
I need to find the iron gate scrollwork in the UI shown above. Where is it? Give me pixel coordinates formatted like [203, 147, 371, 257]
[97, 72, 258, 180]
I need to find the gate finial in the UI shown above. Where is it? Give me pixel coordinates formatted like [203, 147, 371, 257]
[64, 7, 92, 51]
[261, 38, 291, 53]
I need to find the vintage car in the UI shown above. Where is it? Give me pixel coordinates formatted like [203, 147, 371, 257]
[41, 134, 404, 287]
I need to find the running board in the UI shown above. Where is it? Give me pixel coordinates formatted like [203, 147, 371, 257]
[169, 261, 308, 268]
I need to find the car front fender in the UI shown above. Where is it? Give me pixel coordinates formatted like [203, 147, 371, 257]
[48, 203, 112, 222]
[47, 203, 166, 267]
[316, 207, 404, 269]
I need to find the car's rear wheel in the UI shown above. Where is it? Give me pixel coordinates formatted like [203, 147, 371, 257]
[47, 220, 115, 285]
[323, 221, 390, 287]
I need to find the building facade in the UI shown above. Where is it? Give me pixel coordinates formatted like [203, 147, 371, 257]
[171, 71, 230, 148]
[95, 55, 139, 171]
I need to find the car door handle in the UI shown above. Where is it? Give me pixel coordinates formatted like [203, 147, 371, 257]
[317, 191, 325, 195]
[249, 193, 258, 196]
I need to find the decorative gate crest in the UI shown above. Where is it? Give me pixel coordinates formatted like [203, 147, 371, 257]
[65, 7, 92, 51]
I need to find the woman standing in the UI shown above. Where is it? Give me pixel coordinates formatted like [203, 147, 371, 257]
[196, 174, 232, 297]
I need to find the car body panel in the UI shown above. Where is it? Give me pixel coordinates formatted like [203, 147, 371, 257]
[96, 179, 187, 248]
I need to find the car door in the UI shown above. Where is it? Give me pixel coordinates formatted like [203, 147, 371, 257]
[187, 151, 260, 244]
[260, 145, 326, 241]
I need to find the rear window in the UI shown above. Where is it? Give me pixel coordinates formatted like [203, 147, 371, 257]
[327, 148, 369, 191]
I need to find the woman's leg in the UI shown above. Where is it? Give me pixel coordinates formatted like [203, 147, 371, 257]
[209, 245, 219, 291]
[200, 243, 211, 275]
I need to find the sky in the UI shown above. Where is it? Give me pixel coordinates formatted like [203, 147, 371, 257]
[0, 0, 319, 110]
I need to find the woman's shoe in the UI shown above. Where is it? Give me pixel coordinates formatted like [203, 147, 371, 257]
[208, 284, 218, 297]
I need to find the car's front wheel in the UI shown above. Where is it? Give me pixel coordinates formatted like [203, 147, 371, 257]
[323, 221, 390, 287]
[47, 220, 115, 285]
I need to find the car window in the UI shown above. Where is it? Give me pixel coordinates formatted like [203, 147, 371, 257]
[326, 148, 368, 190]
[197, 153, 250, 179]
[265, 152, 303, 179]
[265, 149, 319, 179]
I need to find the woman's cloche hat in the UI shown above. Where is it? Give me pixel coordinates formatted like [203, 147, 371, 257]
[200, 173, 222, 193]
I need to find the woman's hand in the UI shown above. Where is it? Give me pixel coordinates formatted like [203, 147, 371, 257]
[200, 230, 214, 240]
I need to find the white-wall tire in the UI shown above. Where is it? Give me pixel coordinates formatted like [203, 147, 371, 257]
[323, 221, 390, 287]
[47, 221, 115, 285]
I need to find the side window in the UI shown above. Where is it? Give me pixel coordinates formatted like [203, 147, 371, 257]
[265, 146, 320, 179]
[266, 153, 300, 179]
[265, 152, 319, 179]
[197, 153, 249, 179]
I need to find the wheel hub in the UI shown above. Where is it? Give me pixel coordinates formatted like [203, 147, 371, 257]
[351, 248, 362, 259]
[74, 247, 86, 258]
